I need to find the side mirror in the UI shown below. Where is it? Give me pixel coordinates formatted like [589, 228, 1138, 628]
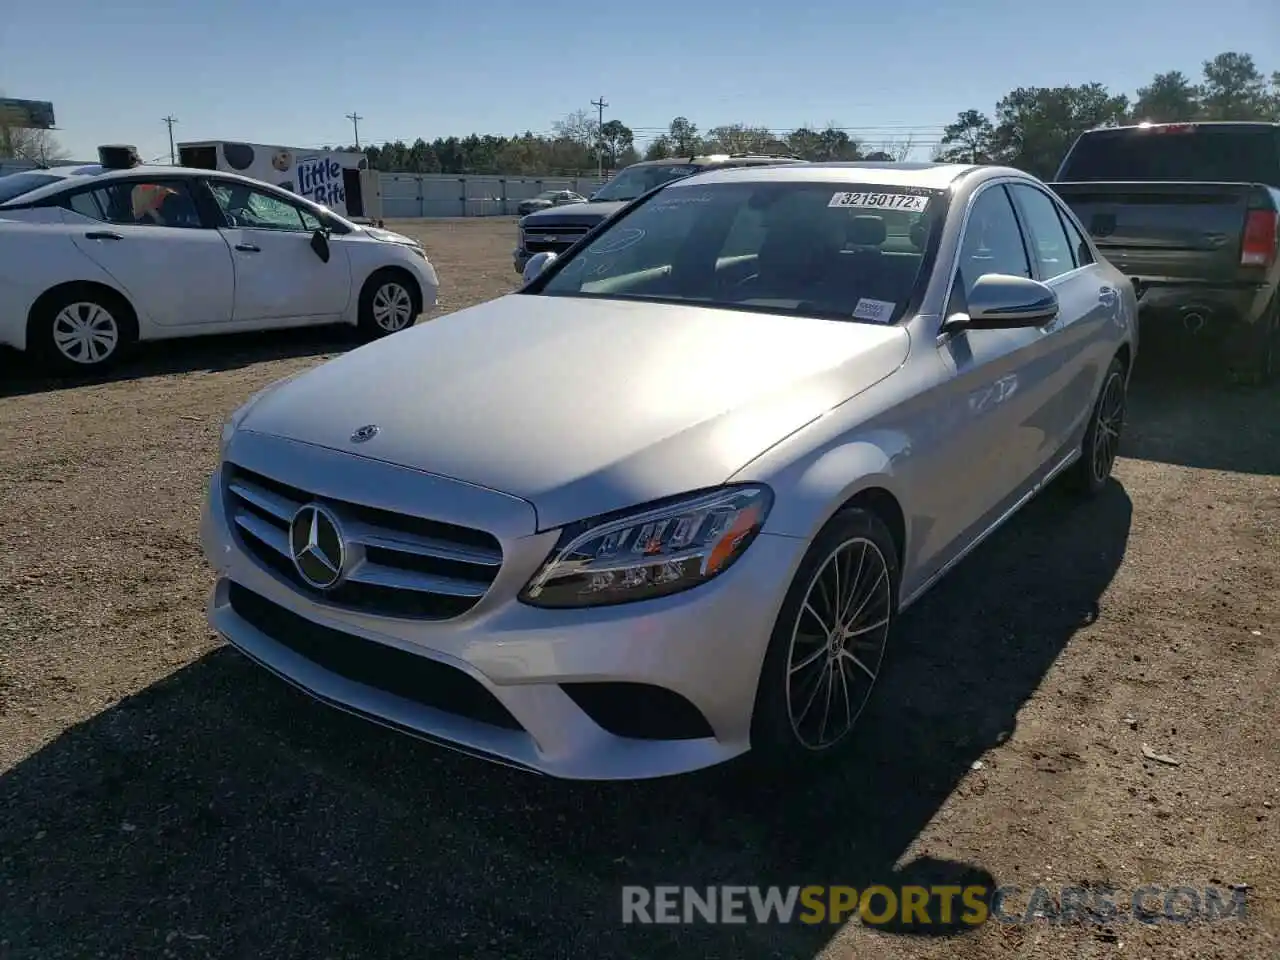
[310, 228, 331, 263]
[522, 251, 557, 284]
[945, 274, 1057, 333]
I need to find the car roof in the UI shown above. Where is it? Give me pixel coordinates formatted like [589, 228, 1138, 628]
[667, 160, 983, 190]
[625, 154, 807, 169]
[2, 164, 308, 206]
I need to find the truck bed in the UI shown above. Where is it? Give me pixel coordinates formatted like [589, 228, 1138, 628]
[1049, 180, 1278, 287]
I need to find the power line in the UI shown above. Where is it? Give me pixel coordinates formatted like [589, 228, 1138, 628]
[162, 115, 178, 165]
[345, 111, 364, 149]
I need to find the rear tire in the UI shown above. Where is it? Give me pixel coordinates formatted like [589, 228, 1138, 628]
[28, 285, 137, 376]
[1064, 356, 1127, 498]
[356, 269, 421, 341]
[750, 507, 900, 770]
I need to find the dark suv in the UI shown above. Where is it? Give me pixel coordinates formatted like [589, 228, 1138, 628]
[513, 154, 807, 273]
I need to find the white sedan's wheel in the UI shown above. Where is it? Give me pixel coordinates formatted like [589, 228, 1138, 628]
[357, 269, 421, 341]
[371, 281, 414, 332]
[52, 301, 121, 365]
[785, 536, 892, 751]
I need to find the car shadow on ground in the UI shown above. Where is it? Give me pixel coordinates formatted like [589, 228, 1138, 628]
[0, 481, 1131, 958]
[1123, 335, 1280, 476]
[0, 325, 362, 400]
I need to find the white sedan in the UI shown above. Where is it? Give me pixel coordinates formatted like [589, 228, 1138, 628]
[0, 162, 438, 373]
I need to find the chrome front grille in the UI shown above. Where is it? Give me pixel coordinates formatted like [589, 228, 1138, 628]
[224, 463, 503, 620]
[522, 224, 590, 253]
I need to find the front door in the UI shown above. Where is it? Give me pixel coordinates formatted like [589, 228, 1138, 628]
[923, 183, 1061, 575]
[206, 180, 352, 323]
[63, 177, 235, 327]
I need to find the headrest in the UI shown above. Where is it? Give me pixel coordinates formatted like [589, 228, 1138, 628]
[909, 221, 928, 250]
[846, 215, 886, 247]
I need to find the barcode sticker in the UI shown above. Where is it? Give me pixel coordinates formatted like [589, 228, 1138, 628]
[829, 192, 929, 212]
[852, 298, 896, 323]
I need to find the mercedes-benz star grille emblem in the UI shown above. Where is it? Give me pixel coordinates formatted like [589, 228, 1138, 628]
[350, 424, 379, 443]
[289, 504, 346, 590]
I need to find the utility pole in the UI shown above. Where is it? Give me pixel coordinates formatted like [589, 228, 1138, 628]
[162, 115, 178, 164]
[590, 95, 608, 180]
[345, 111, 363, 149]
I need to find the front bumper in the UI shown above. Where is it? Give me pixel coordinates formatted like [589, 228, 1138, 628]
[200, 443, 804, 780]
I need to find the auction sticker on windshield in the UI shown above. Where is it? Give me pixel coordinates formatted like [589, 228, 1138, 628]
[852, 298, 897, 323]
[829, 192, 929, 212]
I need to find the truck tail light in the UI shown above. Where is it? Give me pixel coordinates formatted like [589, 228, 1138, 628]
[1241, 209, 1278, 267]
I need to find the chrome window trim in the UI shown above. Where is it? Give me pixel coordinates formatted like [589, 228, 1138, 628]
[936, 173, 1102, 338]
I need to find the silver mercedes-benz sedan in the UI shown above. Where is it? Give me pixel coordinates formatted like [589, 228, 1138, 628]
[202, 161, 1138, 780]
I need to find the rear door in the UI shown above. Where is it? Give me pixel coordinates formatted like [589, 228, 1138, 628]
[206, 179, 352, 324]
[1007, 182, 1118, 449]
[61, 177, 235, 328]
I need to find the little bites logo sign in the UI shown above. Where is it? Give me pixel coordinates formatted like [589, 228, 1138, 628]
[295, 156, 346, 210]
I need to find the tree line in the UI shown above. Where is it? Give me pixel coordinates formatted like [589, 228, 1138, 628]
[327, 50, 1277, 181]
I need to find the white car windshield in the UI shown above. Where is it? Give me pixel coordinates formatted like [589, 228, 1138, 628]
[589, 164, 699, 202]
[536, 180, 942, 324]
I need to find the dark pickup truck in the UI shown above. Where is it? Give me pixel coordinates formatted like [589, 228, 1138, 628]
[513, 154, 807, 275]
[1051, 121, 1280, 381]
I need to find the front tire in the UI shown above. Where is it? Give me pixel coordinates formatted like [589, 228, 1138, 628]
[357, 269, 421, 341]
[1065, 356, 1127, 498]
[29, 285, 136, 376]
[750, 507, 900, 769]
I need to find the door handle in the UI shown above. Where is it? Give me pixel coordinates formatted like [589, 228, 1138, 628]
[85, 230, 122, 241]
[1098, 286, 1118, 306]
[235, 243, 261, 253]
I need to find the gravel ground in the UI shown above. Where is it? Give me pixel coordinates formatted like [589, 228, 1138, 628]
[0, 217, 1277, 960]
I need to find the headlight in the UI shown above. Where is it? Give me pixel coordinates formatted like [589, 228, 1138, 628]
[219, 374, 301, 452]
[519, 484, 773, 608]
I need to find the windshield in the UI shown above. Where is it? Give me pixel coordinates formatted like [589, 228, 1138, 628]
[535, 180, 942, 324]
[0, 172, 62, 205]
[589, 164, 700, 202]
[1058, 125, 1280, 185]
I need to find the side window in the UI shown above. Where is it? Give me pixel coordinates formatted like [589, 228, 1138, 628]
[208, 182, 312, 232]
[1057, 203, 1094, 267]
[957, 185, 1031, 301]
[64, 181, 203, 229]
[66, 190, 108, 221]
[1009, 184, 1075, 281]
[720, 205, 766, 258]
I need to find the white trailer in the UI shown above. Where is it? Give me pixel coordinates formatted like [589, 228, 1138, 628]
[175, 140, 383, 222]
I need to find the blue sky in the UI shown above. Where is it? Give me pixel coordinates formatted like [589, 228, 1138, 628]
[3, 0, 1277, 164]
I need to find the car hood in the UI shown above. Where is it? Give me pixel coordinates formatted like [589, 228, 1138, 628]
[240, 295, 910, 530]
[520, 201, 628, 228]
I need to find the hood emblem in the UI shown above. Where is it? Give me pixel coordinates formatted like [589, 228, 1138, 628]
[289, 504, 346, 590]
[350, 424, 379, 443]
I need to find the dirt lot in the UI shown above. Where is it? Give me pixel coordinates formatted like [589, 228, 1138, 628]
[1, 217, 1277, 960]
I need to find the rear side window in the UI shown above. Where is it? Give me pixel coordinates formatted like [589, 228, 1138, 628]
[63, 181, 205, 229]
[0, 172, 61, 204]
[1057, 206, 1094, 267]
[1008, 184, 1075, 280]
[1058, 126, 1280, 185]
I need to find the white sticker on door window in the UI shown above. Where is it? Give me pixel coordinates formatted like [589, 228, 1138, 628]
[852, 298, 896, 323]
[829, 192, 929, 212]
